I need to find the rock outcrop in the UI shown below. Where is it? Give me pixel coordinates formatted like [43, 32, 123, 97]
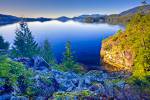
[0, 65, 144, 99]
[14, 56, 50, 71]
[101, 14, 150, 72]
[100, 38, 134, 72]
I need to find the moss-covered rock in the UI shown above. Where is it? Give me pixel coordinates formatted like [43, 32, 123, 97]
[101, 14, 150, 72]
[53, 90, 92, 99]
[101, 14, 150, 98]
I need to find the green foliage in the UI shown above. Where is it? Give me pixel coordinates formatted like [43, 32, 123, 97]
[62, 41, 75, 69]
[0, 56, 25, 84]
[52, 63, 85, 74]
[126, 14, 150, 85]
[63, 41, 75, 67]
[0, 35, 9, 50]
[103, 14, 150, 91]
[80, 90, 91, 96]
[51, 64, 69, 72]
[12, 22, 39, 58]
[0, 35, 9, 55]
[26, 86, 37, 96]
[129, 14, 150, 72]
[59, 41, 85, 73]
[53, 90, 92, 99]
[104, 44, 112, 51]
[112, 29, 122, 41]
[40, 72, 52, 85]
[40, 39, 55, 65]
[0, 56, 34, 95]
[25, 72, 53, 96]
[51, 41, 85, 73]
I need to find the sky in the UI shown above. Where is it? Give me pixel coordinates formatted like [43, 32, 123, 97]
[0, 0, 149, 18]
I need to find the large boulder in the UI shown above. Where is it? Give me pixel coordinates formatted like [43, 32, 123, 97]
[11, 96, 28, 100]
[50, 70, 109, 93]
[14, 57, 32, 67]
[31, 72, 59, 97]
[32, 56, 50, 70]
[14, 56, 50, 71]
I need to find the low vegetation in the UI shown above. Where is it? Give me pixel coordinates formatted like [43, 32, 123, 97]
[101, 13, 150, 94]
[0, 56, 34, 95]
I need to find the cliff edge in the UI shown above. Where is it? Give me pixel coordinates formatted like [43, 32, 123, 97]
[101, 14, 150, 72]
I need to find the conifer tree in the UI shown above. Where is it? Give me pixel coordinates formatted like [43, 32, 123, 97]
[13, 21, 39, 58]
[40, 39, 55, 64]
[63, 41, 75, 68]
[0, 35, 9, 50]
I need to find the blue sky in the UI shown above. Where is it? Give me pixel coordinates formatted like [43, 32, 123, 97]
[0, 0, 149, 18]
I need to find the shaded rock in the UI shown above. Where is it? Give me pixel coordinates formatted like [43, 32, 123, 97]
[11, 96, 28, 100]
[89, 84, 100, 91]
[32, 56, 50, 70]
[90, 83, 105, 94]
[14, 56, 50, 71]
[32, 73, 59, 97]
[14, 57, 32, 67]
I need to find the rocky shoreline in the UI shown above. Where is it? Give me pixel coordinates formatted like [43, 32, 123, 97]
[0, 57, 145, 100]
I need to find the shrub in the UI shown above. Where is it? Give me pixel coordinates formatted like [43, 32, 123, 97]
[0, 56, 34, 95]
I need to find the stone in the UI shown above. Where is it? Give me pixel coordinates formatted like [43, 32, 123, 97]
[116, 80, 125, 88]
[32, 56, 50, 70]
[14, 57, 32, 67]
[33, 96, 47, 100]
[0, 94, 12, 100]
[14, 56, 50, 71]
[11, 96, 29, 100]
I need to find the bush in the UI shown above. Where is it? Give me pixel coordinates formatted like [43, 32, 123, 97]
[52, 63, 85, 74]
[53, 90, 92, 99]
[0, 56, 34, 95]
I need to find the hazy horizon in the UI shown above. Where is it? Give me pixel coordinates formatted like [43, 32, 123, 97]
[0, 0, 150, 18]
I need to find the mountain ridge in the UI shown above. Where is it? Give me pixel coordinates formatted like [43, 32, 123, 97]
[0, 5, 150, 25]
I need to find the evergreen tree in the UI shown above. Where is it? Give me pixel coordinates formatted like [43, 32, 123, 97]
[40, 39, 55, 64]
[0, 35, 9, 50]
[13, 22, 39, 58]
[63, 41, 75, 68]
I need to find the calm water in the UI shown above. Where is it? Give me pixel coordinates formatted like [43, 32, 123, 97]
[0, 20, 124, 66]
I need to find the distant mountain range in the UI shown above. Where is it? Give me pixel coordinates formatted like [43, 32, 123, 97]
[0, 5, 150, 25]
[54, 16, 71, 22]
[0, 14, 20, 25]
[0, 14, 52, 25]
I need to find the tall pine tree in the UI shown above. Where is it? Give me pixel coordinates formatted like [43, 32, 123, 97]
[63, 41, 75, 68]
[13, 21, 39, 58]
[40, 39, 55, 65]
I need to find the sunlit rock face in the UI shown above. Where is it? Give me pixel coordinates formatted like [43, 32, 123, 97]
[100, 37, 134, 72]
[101, 14, 150, 72]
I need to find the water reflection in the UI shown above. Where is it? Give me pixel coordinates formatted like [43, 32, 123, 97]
[0, 21, 124, 65]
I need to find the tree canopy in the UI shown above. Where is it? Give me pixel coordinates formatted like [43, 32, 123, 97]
[12, 22, 39, 58]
